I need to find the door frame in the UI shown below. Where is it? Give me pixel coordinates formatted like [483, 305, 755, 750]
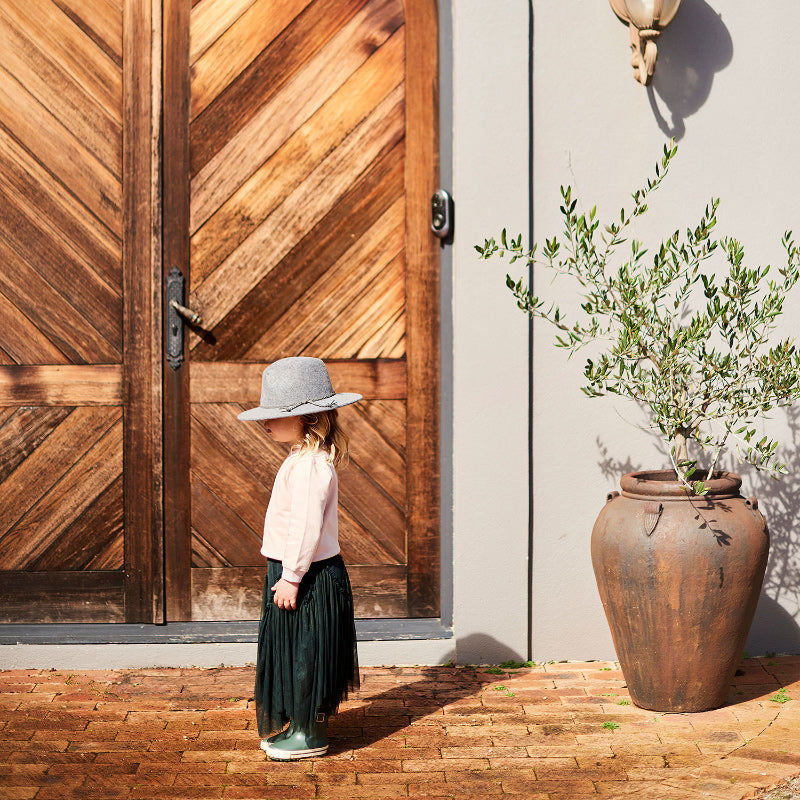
[123, 0, 165, 623]
[160, 0, 441, 621]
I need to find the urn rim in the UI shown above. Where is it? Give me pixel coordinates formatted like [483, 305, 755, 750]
[620, 469, 742, 500]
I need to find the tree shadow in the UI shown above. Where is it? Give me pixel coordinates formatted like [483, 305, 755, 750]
[596, 436, 647, 482]
[327, 633, 522, 753]
[741, 405, 800, 656]
[596, 406, 800, 656]
[647, 0, 733, 139]
[328, 664, 496, 753]
[729, 648, 800, 704]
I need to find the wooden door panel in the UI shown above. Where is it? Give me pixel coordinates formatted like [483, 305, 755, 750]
[190, 564, 408, 620]
[246, 198, 405, 360]
[190, 0, 373, 175]
[189, 2, 403, 237]
[189, 86, 405, 342]
[190, 0, 314, 123]
[0, 118, 120, 278]
[0, 0, 122, 114]
[163, 0, 439, 621]
[194, 143, 405, 362]
[0, 0, 162, 623]
[181, 359, 419, 620]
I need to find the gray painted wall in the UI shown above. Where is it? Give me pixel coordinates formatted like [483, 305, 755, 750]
[526, 1, 800, 659]
[451, 0, 531, 665]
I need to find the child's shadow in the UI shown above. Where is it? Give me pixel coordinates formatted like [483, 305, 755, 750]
[328, 666, 496, 754]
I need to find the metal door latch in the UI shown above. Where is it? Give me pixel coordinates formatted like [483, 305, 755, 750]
[431, 189, 454, 243]
[165, 267, 201, 369]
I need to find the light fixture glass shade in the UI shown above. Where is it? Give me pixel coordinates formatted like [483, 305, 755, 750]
[621, 0, 683, 29]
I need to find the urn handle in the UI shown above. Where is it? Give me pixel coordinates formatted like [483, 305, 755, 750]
[642, 502, 664, 537]
[746, 497, 759, 511]
[606, 490, 620, 503]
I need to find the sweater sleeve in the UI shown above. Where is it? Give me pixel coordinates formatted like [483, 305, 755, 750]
[280, 455, 334, 583]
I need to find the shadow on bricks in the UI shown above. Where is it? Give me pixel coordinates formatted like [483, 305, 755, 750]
[327, 665, 496, 755]
[731, 657, 800, 704]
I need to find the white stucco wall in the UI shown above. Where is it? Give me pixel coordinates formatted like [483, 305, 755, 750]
[450, 0, 531, 664]
[527, 1, 800, 659]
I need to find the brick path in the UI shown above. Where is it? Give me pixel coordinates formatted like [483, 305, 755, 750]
[1, 657, 799, 799]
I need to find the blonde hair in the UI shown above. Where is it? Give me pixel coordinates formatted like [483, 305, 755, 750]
[297, 410, 349, 467]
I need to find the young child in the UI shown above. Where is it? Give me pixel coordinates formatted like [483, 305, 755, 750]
[238, 356, 361, 761]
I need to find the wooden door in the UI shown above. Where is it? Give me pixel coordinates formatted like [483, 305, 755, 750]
[163, 0, 440, 621]
[0, 1, 162, 622]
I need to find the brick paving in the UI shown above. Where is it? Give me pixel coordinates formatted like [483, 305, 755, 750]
[1, 657, 799, 799]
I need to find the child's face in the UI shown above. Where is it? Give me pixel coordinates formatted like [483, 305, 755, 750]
[262, 415, 304, 445]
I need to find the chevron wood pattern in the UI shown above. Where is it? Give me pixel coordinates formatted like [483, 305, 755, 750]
[0, 0, 162, 624]
[176, 0, 426, 621]
[188, 400, 407, 618]
[186, 0, 406, 361]
[0, 0, 122, 364]
[0, 405, 124, 622]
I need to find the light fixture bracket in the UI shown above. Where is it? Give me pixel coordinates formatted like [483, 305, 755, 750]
[609, 0, 684, 85]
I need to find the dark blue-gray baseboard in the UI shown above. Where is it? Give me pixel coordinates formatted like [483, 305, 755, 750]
[0, 619, 453, 646]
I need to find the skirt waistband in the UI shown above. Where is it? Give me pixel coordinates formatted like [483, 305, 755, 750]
[267, 553, 343, 569]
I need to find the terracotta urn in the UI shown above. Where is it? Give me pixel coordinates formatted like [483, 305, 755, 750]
[591, 470, 769, 712]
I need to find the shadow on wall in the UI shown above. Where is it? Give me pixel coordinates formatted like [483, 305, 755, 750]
[647, 0, 733, 139]
[596, 407, 800, 656]
[455, 632, 526, 667]
[742, 405, 800, 655]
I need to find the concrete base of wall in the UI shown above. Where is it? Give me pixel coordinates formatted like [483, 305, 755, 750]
[0, 638, 458, 670]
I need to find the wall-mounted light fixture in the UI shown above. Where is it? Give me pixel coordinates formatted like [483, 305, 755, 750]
[609, 0, 684, 85]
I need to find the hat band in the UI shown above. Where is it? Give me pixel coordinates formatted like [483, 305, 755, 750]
[278, 394, 338, 413]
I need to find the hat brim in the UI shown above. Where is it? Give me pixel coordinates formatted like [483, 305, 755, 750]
[237, 392, 362, 421]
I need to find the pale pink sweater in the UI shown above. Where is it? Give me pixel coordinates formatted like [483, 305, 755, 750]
[260, 447, 340, 583]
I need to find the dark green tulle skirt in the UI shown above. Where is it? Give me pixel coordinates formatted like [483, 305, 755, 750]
[255, 554, 359, 737]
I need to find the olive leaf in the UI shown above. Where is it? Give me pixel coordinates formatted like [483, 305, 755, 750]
[476, 142, 800, 491]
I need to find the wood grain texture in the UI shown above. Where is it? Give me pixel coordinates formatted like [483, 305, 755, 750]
[0, 0, 121, 120]
[191, 140, 405, 362]
[30, 475, 124, 570]
[190, 0, 311, 118]
[0, 64, 121, 235]
[0, 12, 121, 170]
[190, 411, 271, 535]
[163, 0, 193, 622]
[191, 564, 406, 620]
[0, 405, 73, 484]
[189, 0, 366, 175]
[0, 571, 124, 624]
[0, 236, 118, 364]
[0, 0, 134, 624]
[0, 409, 122, 569]
[51, 0, 123, 65]
[190, 360, 406, 403]
[0, 94, 120, 282]
[0, 291, 70, 365]
[172, 0, 438, 622]
[190, 0, 402, 235]
[0, 183, 121, 352]
[404, 0, 440, 617]
[191, 476, 262, 567]
[188, 400, 405, 573]
[244, 199, 405, 360]
[0, 366, 122, 405]
[121, 0, 163, 623]
[190, 0, 258, 65]
[190, 84, 404, 338]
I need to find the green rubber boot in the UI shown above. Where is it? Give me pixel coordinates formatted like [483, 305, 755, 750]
[260, 720, 293, 752]
[265, 714, 328, 761]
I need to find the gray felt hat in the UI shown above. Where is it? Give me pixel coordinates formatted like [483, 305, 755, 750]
[237, 357, 362, 421]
